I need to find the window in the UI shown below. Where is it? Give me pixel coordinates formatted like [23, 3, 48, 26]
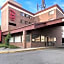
[25, 14, 27, 17]
[9, 37, 14, 43]
[62, 26, 64, 30]
[20, 12, 31, 19]
[20, 12, 25, 16]
[26, 14, 28, 17]
[26, 35, 30, 42]
[15, 36, 21, 42]
[29, 22, 31, 24]
[49, 10, 54, 15]
[32, 34, 36, 42]
[47, 37, 56, 43]
[25, 14, 29, 18]
[9, 22, 16, 26]
[32, 34, 40, 42]
[20, 20, 22, 23]
[25, 21, 28, 24]
[54, 37, 56, 42]
[35, 35, 40, 42]
[29, 16, 32, 19]
[41, 36, 45, 42]
[20, 20, 25, 24]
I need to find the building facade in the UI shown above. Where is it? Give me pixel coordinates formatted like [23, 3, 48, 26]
[1, 0, 64, 48]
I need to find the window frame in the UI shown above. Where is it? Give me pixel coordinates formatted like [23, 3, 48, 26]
[49, 10, 54, 15]
[14, 36, 22, 43]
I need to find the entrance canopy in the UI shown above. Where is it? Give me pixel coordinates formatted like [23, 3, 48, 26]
[3, 17, 64, 35]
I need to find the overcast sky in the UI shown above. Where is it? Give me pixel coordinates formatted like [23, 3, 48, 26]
[0, 0, 64, 25]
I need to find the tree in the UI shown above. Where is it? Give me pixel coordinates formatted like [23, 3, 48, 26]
[5, 32, 11, 46]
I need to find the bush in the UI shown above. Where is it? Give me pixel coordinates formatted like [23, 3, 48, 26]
[0, 44, 6, 48]
[9, 45, 19, 49]
[5, 32, 11, 46]
[0, 44, 19, 49]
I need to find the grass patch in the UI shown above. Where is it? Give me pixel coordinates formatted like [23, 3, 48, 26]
[0, 44, 19, 49]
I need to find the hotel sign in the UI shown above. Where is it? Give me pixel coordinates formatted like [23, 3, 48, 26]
[9, 9, 16, 21]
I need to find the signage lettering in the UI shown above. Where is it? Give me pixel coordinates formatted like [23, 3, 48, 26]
[9, 9, 16, 21]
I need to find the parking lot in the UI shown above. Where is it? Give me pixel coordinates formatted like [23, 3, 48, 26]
[0, 48, 64, 64]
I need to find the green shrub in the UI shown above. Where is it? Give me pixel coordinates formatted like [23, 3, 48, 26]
[9, 45, 19, 49]
[0, 44, 6, 48]
[0, 44, 19, 49]
[5, 32, 11, 46]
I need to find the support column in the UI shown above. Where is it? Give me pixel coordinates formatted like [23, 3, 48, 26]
[23, 30, 26, 48]
[30, 34, 32, 48]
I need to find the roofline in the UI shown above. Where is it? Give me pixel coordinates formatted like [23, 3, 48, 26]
[1, 1, 64, 16]
[35, 4, 64, 15]
[1, 1, 34, 15]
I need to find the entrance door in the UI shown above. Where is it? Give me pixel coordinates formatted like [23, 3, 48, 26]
[45, 37, 49, 46]
[46, 37, 50, 46]
[62, 38, 64, 45]
[46, 37, 56, 46]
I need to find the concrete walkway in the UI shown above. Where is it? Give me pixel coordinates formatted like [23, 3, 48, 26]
[0, 47, 49, 54]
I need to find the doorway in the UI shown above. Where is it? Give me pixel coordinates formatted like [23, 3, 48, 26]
[46, 37, 56, 46]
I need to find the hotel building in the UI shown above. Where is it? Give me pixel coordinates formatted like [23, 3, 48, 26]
[1, 0, 64, 48]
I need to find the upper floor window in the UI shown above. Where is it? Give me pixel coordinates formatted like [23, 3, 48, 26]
[25, 21, 28, 24]
[49, 10, 54, 15]
[26, 14, 29, 18]
[29, 22, 31, 24]
[20, 12, 25, 16]
[20, 20, 31, 25]
[20, 20, 23, 23]
[20, 12, 32, 19]
[29, 16, 32, 19]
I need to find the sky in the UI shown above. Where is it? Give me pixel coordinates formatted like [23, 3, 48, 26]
[0, 0, 64, 25]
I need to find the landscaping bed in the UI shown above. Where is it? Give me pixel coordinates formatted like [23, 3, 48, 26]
[0, 44, 19, 49]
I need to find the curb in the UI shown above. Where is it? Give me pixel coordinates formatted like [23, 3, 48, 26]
[0, 47, 49, 54]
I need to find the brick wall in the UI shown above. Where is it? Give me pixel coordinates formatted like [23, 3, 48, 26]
[31, 25, 62, 47]
[1, 7, 8, 32]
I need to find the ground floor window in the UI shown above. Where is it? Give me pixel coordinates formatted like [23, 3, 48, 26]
[32, 34, 40, 42]
[26, 34, 30, 42]
[9, 37, 14, 43]
[35, 35, 40, 42]
[15, 36, 21, 42]
[9, 35, 22, 43]
[41, 36, 46, 42]
[46, 37, 56, 46]
[32, 34, 47, 43]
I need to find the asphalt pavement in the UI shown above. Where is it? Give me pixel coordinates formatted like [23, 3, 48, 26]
[0, 49, 64, 64]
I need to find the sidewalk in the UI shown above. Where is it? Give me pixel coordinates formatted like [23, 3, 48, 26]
[0, 47, 49, 54]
